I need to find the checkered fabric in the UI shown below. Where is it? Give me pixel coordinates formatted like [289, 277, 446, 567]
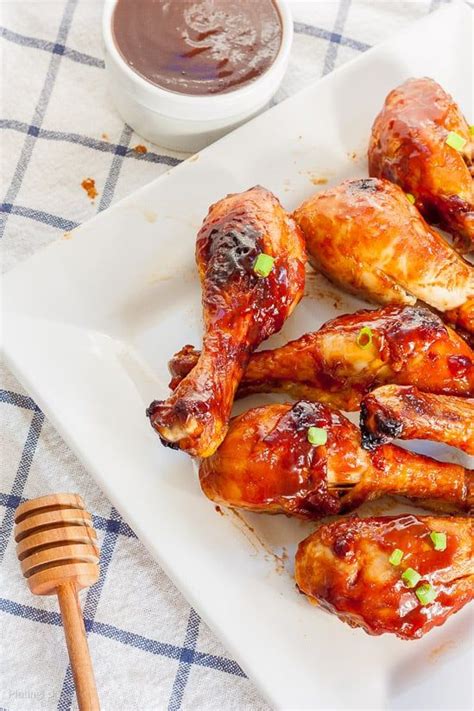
[0, 1, 455, 709]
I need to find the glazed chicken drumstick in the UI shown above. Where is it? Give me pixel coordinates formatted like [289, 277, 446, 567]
[295, 515, 474, 639]
[169, 305, 474, 411]
[369, 78, 474, 251]
[361, 385, 474, 455]
[293, 177, 474, 338]
[147, 186, 306, 457]
[199, 401, 473, 517]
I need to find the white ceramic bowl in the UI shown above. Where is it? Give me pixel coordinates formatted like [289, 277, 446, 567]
[102, 0, 293, 152]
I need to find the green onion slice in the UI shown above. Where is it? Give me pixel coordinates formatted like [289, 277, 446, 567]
[401, 567, 421, 588]
[307, 427, 328, 446]
[253, 253, 275, 278]
[356, 326, 373, 349]
[445, 131, 467, 151]
[469, 125, 474, 136]
[389, 548, 404, 566]
[406, 193, 416, 204]
[430, 531, 447, 551]
[416, 583, 437, 606]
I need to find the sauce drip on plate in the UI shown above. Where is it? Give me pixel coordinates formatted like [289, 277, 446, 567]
[112, 0, 283, 96]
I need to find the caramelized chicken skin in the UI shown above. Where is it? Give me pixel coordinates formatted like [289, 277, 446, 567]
[169, 306, 474, 410]
[369, 78, 474, 251]
[361, 385, 474, 455]
[295, 515, 474, 639]
[199, 401, 473, 517]
[147, 186, 306, 457]
[293, 178, 474, 337]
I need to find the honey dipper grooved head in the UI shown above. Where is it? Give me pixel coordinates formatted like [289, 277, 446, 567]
[14, 494, 100, 596]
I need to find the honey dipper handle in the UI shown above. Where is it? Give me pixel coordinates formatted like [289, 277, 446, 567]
[57, 583, 100, 711]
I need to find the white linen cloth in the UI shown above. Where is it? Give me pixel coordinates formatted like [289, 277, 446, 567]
[0, 1, 454, 709]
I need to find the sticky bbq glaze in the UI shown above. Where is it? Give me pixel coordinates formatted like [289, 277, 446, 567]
[369, 78, 474, 251]
[147, 187, 306, 457]
[295, 515, 474, 639]
[169, 305, 474, 410]
[198, 401, 473, 517]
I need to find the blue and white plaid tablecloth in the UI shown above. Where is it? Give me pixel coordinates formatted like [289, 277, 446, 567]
[0, 1, 454, 709]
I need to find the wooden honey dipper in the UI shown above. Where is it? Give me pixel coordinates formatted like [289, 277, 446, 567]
[14, 493, 100, 711]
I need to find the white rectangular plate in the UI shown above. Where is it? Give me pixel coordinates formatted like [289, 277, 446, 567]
[3, 4, 473, 709]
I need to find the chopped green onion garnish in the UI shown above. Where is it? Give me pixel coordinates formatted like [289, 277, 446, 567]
[402, 567, 421, 588]
[445, 131, 467, 152]
[356, 326, 373, 350]
[389, 548, 404, 566]
[307, 426, 328, 446]
[406, 193, 415, 204]
[253, 253, 275, 278]
[430, 531, 447, 551]
[416, 583, 437, 606]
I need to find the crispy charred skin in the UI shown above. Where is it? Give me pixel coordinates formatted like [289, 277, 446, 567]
[295, 515, 474, 639]
[361, 385, 474, 455]
[147, 186, 306, 457]
[369, 77, 474, 251]
[199, 401, 473, 517]
[293, 177, 474, 337]
[169, 306, 474, 411]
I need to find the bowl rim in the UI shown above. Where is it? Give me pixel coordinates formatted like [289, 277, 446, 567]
[102, 0, 294, 109]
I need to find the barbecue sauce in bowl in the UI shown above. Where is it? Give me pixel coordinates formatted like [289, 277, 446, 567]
[112, 0, 283, 96]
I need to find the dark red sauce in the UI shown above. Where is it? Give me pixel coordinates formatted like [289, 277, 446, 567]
[448, 354, 472, 378]
[259, 401, 349, 515]
[112, 0, 282, 96]
[311, 515, 465, 638]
